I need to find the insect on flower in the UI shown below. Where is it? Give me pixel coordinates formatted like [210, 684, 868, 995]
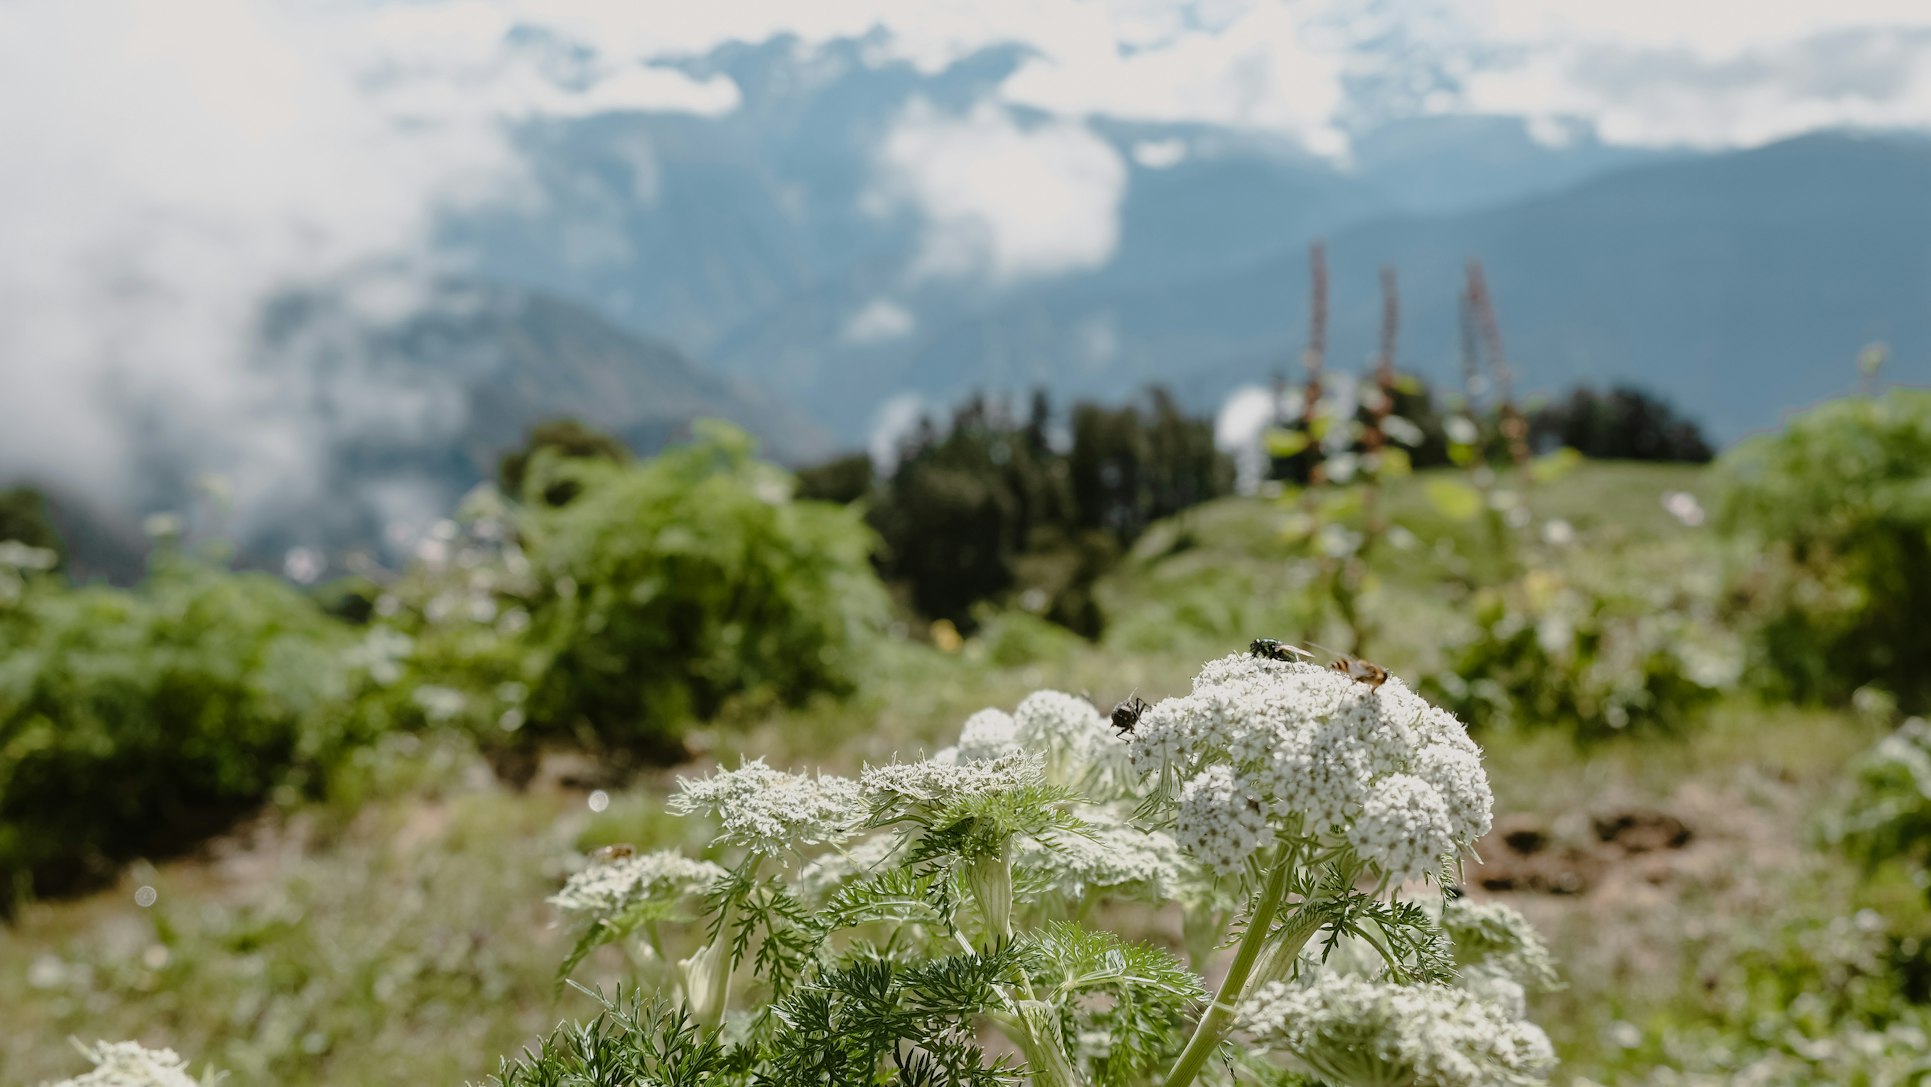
[1111, 695, 1150, 736]
[1248, 638, 1312, 662]
[1328, 656, 1390, 689]
[590, 843, 637, 862]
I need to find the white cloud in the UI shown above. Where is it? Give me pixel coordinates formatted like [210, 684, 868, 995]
[844, 298, 918, 344]
[0, 0, 512, 525]
[1132, 138, 1191, 168]
[868, 392, 928, 476]
[1461, 28, 1931, 150]
[998, 0, 1350, 155]
[872, 100, 1128, 283]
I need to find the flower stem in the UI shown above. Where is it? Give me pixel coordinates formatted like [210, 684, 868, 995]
[1160, 844, 1303, 1087]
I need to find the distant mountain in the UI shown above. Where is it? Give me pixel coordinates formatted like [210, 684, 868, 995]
[889, 132, 1931, 442]
[431, 35, 1928, 448]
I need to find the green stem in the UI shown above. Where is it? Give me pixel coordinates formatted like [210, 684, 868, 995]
[1160, 845, 1305, 1087]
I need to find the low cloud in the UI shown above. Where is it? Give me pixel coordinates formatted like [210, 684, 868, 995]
[871, 100, 1128, 283]
[844, 298, 918, 344]
[0, 0, 743, 544]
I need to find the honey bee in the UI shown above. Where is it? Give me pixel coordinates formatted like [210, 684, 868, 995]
[590, 843, 637, 862]
[1248, 638, 1312, 662]
[1111, 695, 1150, 736]
[1328, 656, 1389, 689]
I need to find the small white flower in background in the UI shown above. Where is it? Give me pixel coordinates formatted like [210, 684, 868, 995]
[1011, 690, 1132, 793]
[47, 1040, 208, 1087]
[141, 512, 183, 540]
[1382, 415, 1426, 448]
[796, 834, 902, 904]
[955, 708, 1020, 761]
[1445, 416, 1481, 447]
[1442, 899, 1561, 998]
[861, 752, 1043, 807]
[1127, 654, 1491, 885]
[0, 540, 60, 571]
[282, 546, 324, 584]
[414, 536, 450, 567]
[671, 760, 863, 857]
[1661, 490, 1705, 527]
[411, 684, 467, 723]
[1241, 975, 1555, 1087]
[1539, 519, 1575, 547]
[547, 849, 727, 917]
[1016, 810, 1186, 899]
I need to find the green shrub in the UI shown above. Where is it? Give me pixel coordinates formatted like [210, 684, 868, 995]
[0, 554, 352, 904]
[1720, 390, 1931, 709]
[1835, 718, 1931, 900]
[517, 422, 889, 758]
[1421, 563, 1739, 740]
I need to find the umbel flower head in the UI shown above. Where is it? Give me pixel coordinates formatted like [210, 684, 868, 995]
[47, 1041, 208, 1087]
[1127, 654, 1493, 883]
[546, 849, 727, 917]
[1241, 975, 1555, 1087]
[668, 759, 862, 857]
[947, 691, 1133, 796]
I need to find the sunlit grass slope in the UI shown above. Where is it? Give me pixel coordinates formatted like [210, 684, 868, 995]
[1, 461, 1908, 1087]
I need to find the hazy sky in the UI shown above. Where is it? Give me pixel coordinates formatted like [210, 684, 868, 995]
[1, 0, 1927, 528]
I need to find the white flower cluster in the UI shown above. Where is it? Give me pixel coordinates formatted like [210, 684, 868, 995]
[547, 849, 727, 917]
[1443, 899, 1561, 1014]
[1013, 811, 1186, 900]
[1241, 976, 1554, 1087]
[1128, 654, 1493, 884]
[1173, 764, 1270, 877]
[946, 692, 1131, 794]
[955, 708, 1020, 760]
[45, 1041, 204, 1087]
[669, 759, 862, 856]
[861, 752, 1044, 807]
[795, 834, 902, 904]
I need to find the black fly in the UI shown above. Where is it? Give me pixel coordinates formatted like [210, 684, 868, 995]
[1111, 695, 1150, 736]
[1248, 638, 1310, 662]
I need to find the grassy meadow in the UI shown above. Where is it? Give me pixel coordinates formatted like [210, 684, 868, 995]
[5, 457, 1924, 1086]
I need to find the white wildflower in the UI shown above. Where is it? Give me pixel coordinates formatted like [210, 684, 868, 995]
[1661, 490, 1705, 527]
[956, 708, 1021, 761]
[547, 850, 727, 917]
[1242, 976, 1555, 1087]
[1011, 690, 1133, 794]
[46, 1041, 205, 1087]
[0, 540, 59, 571]
[1442, 900, 1561, 996]
[1174, 764, 1270, 877]
[861, 752, 1044, 808]
[1127, 654, 1490, 885]
[670, 760, 862, 856]
[1014, 812, 1186, 900]
[796, 834, 901, 904]
[1351, 774, 1458, 885]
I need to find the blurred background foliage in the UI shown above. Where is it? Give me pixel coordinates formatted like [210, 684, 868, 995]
[5, 380, 1931, 1087]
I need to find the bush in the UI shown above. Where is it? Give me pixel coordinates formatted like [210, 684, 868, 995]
[1835, 718, 1931, 900]
[1421, 562, 1740, 740]
[1529, 385, 1714, 463]
[0, 554, 353, 905]
[517, 422, 889, 758]
[1720, 390, 1931, 709]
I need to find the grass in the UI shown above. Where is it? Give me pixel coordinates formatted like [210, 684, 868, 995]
[0, 461, 1904, 1086]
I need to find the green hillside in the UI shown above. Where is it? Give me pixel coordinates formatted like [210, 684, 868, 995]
[6, 458, 1920, 1087]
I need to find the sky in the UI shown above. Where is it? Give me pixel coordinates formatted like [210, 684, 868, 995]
[2, 0, 1929, 533]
